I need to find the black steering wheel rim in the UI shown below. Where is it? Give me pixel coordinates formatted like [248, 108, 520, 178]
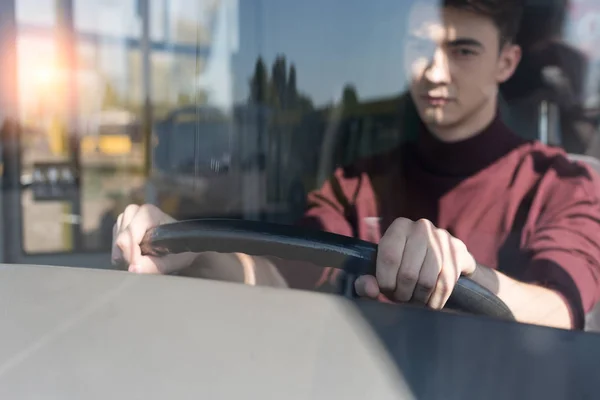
[140, 219, 514, 321]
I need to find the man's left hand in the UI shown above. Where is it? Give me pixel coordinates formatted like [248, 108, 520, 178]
[355, 218, 477, 309]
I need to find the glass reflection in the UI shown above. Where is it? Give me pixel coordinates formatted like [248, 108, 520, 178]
[3, 0, 600, 265]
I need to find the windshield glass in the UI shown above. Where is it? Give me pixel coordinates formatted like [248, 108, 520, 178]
[6, 0, 600, 333]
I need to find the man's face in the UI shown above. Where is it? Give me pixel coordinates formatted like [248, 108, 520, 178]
[405, 3, 521, 140]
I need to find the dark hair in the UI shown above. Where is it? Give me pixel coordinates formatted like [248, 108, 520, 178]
[443, 0, 524, 45]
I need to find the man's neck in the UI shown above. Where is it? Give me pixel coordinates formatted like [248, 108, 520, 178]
[425, 99, 497, 143]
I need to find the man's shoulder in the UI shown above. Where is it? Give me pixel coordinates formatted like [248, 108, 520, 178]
[514, 142, 600, 200]
[518, 142, 595, 178]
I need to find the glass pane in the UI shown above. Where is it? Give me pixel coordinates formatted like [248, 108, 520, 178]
[7, 0, 600, 333]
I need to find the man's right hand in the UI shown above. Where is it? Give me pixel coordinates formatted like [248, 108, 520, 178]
[112, 204, 197, 274]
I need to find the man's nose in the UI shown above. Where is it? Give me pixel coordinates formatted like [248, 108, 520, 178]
[424, 48, 450, 84]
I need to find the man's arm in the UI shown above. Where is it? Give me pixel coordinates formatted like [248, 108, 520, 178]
[512, 170, 600, 330]
[464, 161, 600, 330]
[467, 265, 574, 329]
[179, 169, 359, 290]
[354, 212, 599, 331]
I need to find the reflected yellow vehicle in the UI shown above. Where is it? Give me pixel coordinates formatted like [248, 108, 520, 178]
[80, 110, 140, 156]
[81, 135, 132, 155]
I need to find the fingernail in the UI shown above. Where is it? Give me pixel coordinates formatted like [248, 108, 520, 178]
[129, 264, 138, 273]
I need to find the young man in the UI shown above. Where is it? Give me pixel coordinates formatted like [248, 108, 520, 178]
[112, 0, 600, 330]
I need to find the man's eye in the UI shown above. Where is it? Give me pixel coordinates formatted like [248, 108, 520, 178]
[453, 48, 477, 57]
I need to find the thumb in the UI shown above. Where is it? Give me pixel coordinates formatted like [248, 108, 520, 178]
[129, 255, 163, 274]
[129, 252, 198, 275]
[354, 275, 381, 299]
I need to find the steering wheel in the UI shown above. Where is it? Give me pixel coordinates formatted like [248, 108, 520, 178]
[140, 219, 514, 321]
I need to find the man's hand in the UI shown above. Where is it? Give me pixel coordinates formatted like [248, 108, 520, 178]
[355, 218, 477, 309]
[112, 204, 197, 274]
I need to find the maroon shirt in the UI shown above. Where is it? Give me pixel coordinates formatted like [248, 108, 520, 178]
[294, 115, 600, 329]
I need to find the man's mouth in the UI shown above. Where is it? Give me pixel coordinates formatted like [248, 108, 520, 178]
[422, 95, 452, 106]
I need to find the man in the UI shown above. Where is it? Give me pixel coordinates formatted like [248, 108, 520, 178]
[112, 0, 600, 330]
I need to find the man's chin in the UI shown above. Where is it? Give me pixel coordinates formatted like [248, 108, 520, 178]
[420, 107, 453, 126]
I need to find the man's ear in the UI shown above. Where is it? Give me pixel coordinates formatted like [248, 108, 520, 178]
[496, 44, 522, 83]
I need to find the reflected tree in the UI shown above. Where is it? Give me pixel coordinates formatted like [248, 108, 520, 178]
[249, 57, 269, 104]
[248, 55, 314, 113]
[287, 65, 298, 108]
[271, 55, 288, 108]
[342, 84, 359, 110]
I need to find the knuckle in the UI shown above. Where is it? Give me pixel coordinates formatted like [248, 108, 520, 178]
[418, 279, 436, 292]
[452, 237, 468, 252]
[416, 218, 430, 226]
[138, 203, 157, 215]
[398, 270, 419, 284]
[139, 203, 170, 224]
[124, 204, 140, 215]
[138, 203, 155, 211]
[388, 217, 412, 234]
[412, 219, 431, 235]
[438, 228, 450, 238]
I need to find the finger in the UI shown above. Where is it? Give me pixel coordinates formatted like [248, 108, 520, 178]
[119, 204, 141, 233]
[112, 204, 140, 263]
[116, 227, 143, 266]
[354, 275, 381, 299]
[130, 255, 162, 274]
[114, 213, 123, 236]
[111, 213, 125, 262]
[450, 236, 476, 276]
[428, 232, 459, 309]
[413, 225, 444, 304]
[130, 252, 198, 275]
[393, 219, 429, 302]
[376, 218, 411, 292]
[429, 268, 459, 310]
[412, 247, 441, 304]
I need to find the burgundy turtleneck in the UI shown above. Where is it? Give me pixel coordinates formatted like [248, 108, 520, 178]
[292, 115, 600, 329]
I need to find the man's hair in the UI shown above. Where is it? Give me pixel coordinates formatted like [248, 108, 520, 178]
[443, 0, 524, 45]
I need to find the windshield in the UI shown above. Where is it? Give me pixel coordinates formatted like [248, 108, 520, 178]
[6, 0, 600, 335]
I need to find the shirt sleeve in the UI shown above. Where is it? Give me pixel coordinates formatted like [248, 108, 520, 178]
[521, 165, 600, 329]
